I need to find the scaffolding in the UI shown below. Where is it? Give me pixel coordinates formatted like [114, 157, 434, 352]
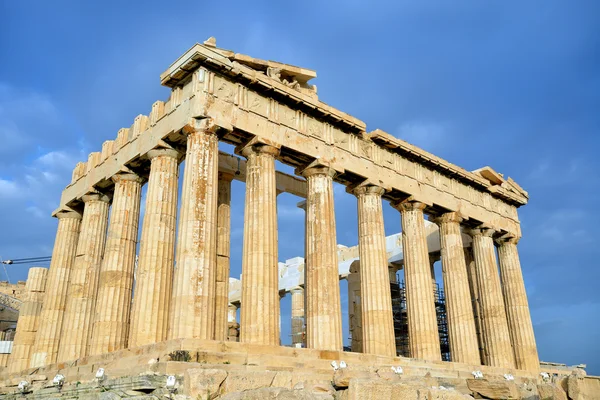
[391, 278, 451, 361]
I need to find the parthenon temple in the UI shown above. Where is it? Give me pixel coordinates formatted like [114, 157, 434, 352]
[2, 38, 596, 399]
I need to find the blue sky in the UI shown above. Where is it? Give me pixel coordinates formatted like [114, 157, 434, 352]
[1, 1, 599, 373]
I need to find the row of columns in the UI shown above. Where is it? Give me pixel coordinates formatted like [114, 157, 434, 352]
[23, 123, 538, 374]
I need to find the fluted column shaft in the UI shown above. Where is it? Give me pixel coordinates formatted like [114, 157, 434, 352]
[394, 201, 441, 361]
[290, 287, 305, 347]
[470, 227, 515, 368]
[129, 149, 179, 348]
[9, 268, 48, 373]
[239, 144, 280, 345]
[347, 261, 362, 352]
[89, 173, 142, 355]
[436, 212, 480, 364]
[169, 127, 219, 340]
[228, 303, 240, 342]
[58, 193, 110, 362]
[354, 185, 395, 357]
[215, 173, 233, 341]
[464, 247, 486, 364]
[30, 210, 81, 367]
[497, 237, 539, 371]
[302, 166, 342, 351]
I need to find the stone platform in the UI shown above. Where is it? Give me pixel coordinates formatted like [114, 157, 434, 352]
[2, 339, 598, 399]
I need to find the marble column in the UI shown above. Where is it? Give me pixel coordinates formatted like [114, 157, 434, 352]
[393, 200, 441, 361]
[214, 172, 233, 341]
[129, 149, 180, 348]
[429, 254, 439, 293]
[239, 143, 280, 345]
[347, 261, 362, 352]
[58, 193, 110, 362]
[227, 303, 240, 342]
[290, 287, 305, 348]
[435, 212, 480, 365]
[30, 210, 81, 368]
[389, 264, 400, 284]
[464, 246, 486, 365]
[497, 237, 539, 371]
[9, 268, 48, 373]
[169, 127, 219, 340]
[470, 227, 515, 368]
[302, 165, 343, 351]
[353, 185, 396, 357]
[89, 173, 142, 355]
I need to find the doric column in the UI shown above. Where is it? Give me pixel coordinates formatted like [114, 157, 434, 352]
[301, 165, 343, 351]
[227, 303, 240, 342]
[290, 287, 305, 348]
[429, 253, 439, 293]
[464, 246, 486, 364]
[58, 193, 110, 362]
[214, 172, 233, 341]
[497, 237, 539, 371]
[435, 212, 480, 365]
[392, 200, 441, 361]
[389, 265, 400, 284]
[30, 210, 81, 367]
[353, 185, 396, 357]
[89, 172, 142, 355]
[9, 268, 48, 373]
[239, 143, 280, 345]
[169, 126, 219, 340]
[129, 149, 180, 348]
[470, 227, 515, 368]
[347, 261, 362, 352]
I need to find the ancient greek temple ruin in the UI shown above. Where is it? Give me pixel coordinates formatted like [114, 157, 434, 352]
[4, 37, 583, 398]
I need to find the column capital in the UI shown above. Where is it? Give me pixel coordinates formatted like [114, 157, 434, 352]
[182, 118, 230, 136]
[240, 143, 280, 158]
[432, 211, 463, 225]
[296, 200, 307, 211]
[55, 210, 82, 220]
[111, 172, 143, 184]
[82, 193, 111, 204]
[469, 225, 496, 238]
[495, 235, 521, 246]
[302, 166, 335, 178]
[290, 286, 304, 295]
[391, 199, 427, 213]
[351, 184, 385, 197]
[218, 171, 235, 182]
[236, 137, 281, 159]
[147, 148, 181, 160]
